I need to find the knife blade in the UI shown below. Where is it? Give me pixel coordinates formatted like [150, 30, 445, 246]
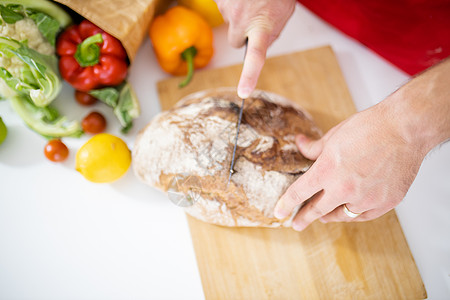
[227, 97, 245, 186]
[227, 39, 248, 186]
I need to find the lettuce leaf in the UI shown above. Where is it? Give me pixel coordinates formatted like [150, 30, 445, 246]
[0, 37, 61, 107]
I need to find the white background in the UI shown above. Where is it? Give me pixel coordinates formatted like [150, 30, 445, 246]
[1, 4, 449, 299]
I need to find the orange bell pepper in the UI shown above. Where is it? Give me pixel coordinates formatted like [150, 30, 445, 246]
[149, 6, 214, 87]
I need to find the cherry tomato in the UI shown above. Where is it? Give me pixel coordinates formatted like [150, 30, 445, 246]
[75, 90, 97, 106]
[82, 111, 107, 134]
[44, 139, 69, 162]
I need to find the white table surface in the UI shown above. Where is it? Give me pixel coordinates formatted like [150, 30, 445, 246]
[1, 4, 449, 300]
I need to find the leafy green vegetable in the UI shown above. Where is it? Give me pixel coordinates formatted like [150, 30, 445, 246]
[0, 37, 61, 107]
[29, 12, 60, 46]
[89, 82, 140, 133]
[0, 0, 77, 139]
[0, 0, 71, 46]
[0, 67, 35, 95]
[89, 87, 119, 107]
[115, 82, 140, 133]
[0, 4, 23, 23]
[9, 95, 82, 138]
[0, 0, 71, 28]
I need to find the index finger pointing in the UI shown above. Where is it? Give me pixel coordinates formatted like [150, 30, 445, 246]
[237, 31, 270, 99]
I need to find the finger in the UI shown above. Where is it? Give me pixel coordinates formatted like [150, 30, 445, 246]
[295, 122, 343, 160]
[352, 208, 392, 222]
[291, 191, 340, 231]
[295, 134, 323, 160]
[274, 170, 322, 219]
[227, 23, 248, 48]
[319, 203, 367, 223]
[219, 1, 249, 48]
[214, 1, 227, 19]
[237, 31, 270, 99]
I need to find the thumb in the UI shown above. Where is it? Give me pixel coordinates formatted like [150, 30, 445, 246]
[297, 121, 346, 160]
[295, 134, 324, 160]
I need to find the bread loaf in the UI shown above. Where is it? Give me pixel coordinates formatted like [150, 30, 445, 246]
[132, 88, 322, 227]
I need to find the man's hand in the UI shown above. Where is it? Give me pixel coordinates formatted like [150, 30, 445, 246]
[215, 0, 296, 98]
[274, 58, 450, 231]
[274, 104, 425, 231]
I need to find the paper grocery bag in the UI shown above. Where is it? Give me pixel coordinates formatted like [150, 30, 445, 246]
[54, 0, 168, 62]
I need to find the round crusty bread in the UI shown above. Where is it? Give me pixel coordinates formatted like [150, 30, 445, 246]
[132, 88, 322, 227]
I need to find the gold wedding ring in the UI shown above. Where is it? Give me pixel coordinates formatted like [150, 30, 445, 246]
[343, 204, 361, 218]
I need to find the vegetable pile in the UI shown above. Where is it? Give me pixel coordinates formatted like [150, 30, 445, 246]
[0, 1, 224, 182]
[57, 19, 139, 134]
[0, 0, 138, 174]
[0, 0, 81, 138]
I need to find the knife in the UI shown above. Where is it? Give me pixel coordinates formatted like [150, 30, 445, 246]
[227, 39, 248, 186]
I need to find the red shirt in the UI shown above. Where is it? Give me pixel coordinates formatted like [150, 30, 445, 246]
[298, 0, 450, 75]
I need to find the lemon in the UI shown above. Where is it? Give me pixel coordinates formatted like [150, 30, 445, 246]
[76, 133, 131, 183]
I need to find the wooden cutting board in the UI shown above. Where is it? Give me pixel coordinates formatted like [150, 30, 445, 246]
[156, 46, 426, 300]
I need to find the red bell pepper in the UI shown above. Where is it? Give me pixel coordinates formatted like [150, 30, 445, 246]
[56, 20, 128, 92]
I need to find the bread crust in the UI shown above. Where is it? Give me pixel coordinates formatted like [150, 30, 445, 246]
[132, 88, 322, 227]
